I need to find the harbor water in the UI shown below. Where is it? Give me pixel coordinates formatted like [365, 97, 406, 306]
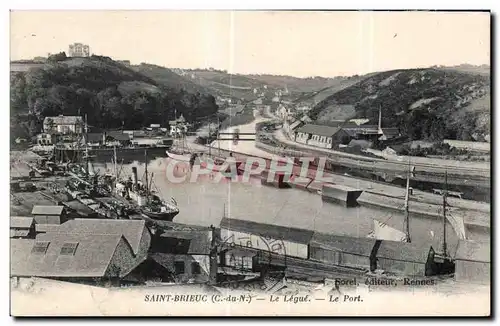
[95, 157, 489, 253]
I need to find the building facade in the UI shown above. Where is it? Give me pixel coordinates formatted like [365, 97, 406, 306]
[68, 43, 90, 57]
[43, 116, 84, 135]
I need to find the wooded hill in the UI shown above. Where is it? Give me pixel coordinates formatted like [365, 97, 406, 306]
[309, 67, 490, 142]
[10, 54, 218, 141]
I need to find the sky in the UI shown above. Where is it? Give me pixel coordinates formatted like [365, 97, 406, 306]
[10, 11, 490, 78]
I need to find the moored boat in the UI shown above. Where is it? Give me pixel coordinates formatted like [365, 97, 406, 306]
[114, 150, 180, 221]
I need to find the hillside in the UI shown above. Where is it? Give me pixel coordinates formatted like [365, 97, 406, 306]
[131, 63, 212, 94]
[10, 55, 218, 142]
[309, 68, 490, 142]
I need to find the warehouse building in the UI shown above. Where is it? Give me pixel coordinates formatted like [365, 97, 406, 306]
[454, 240, 490, 284]
[219, 217, 314, 259]
[374, 241, 435, 276]
[309, 233, 376, 270]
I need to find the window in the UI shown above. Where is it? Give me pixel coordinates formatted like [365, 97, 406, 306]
[31, 241, 50, 255]
[60, 242, 79, 256]
[191, 262, 201, 275]
[174, 261, 185, 274]
[242, 257, 252, 270]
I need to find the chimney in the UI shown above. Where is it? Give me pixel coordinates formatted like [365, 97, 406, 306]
[131, 167, 138, 189]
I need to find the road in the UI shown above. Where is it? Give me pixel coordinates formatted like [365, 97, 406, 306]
[274, 129, 490, 178]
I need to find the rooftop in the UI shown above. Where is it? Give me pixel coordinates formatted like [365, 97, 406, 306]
[31, 205, 65, 216]
[154, 230, 211, 255]
[376, 240, 433, 263]
[44, 116, 83, 125]
[220, 217, 315, 245]
[11, 216, 35, 229]
[296, 124, 341, 137]
[11, 233, 124, 278]
[310, 233, 377, 256]
[48, 219, 148, 255]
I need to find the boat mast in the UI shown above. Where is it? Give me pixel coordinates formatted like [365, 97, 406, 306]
[84, 114, 89, 180]
[217, 115, 221, 156]
[208, 120, 212, 157]
[442, 170, 448, 257]
[403, 158, 411, 243]
[144, 149, 149, 198]
[113, 145, 118, 179]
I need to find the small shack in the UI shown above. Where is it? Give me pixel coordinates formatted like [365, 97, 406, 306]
[374, 241, 435, 276]
[10, 216, 35, 239]
[149, 229, 212, 284]
[454, 240, 490, 284]
[31, 205, 67, 225]
[309, 233, 376, 270]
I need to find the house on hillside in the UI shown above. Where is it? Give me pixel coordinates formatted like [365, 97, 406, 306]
[276, 104, 291, 120]
[169, 115, 188, 136]
[43, 115, 84, 135]
[295, 124, 352, 149]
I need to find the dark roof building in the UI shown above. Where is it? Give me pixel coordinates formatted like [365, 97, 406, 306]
[296, 124, 341, 137]
[31, 205, 67, 225]
[10, 219, 152, 281]
[10, 216, 35, 238]
[152, 230, 211, 255]
[375, 240, 435, 276]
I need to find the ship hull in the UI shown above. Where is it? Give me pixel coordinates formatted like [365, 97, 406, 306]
[166, 150, 192, 162]
[140, 209, 179, 221]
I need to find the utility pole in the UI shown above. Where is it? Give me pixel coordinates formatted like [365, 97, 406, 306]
[208, 224, 218, 286]
[442, 170, 448, 257]
[403, 157, 411, 243]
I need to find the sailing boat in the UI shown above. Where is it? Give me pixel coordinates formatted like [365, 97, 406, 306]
[199, 117, 230, 172]
[115, 150, 180, 221]
[368, 158, 412, 242]
[166, 111, 194, 162]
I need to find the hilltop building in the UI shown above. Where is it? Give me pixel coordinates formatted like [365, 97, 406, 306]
[68, 43, 90, 57]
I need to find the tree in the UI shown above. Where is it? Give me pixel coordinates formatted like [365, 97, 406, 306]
[47, 51, 67, 63]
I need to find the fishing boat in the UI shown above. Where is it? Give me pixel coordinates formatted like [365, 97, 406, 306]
[115, 150, 180, 221]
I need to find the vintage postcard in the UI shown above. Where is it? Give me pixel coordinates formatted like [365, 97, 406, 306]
[9, 10, 491, 316]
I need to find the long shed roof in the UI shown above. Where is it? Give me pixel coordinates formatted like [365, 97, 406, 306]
[220, 218, 315, 244]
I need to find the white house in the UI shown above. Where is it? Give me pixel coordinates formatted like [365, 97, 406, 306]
[43, 115, 84, 135]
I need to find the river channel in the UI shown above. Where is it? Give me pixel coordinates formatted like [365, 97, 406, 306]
[93, 155, 489, 254]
